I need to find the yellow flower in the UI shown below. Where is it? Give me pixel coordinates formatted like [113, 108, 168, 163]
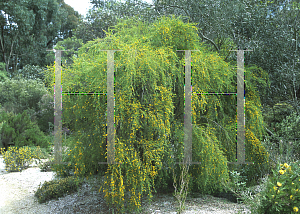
[284, 163, 289, 168]
[290, 195, 294, 200]
[279, 170, 285, 175]
[272, 195, 275, 198]
[277, 182, 282, 187]
[294, 207, 299, 212]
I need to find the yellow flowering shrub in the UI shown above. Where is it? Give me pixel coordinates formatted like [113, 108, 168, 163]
[256, 161, 300, 213]
[43, 15, 270, 213]
[0, 146, 42, 172]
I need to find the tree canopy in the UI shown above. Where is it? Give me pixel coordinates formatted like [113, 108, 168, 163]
[0, 0, 80, 76]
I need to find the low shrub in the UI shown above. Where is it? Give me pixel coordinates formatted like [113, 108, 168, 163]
[0, 110, 51, 150]
[34, 176, 84, 203]
[0, 146, 42, 172]
[255, 161, 300, 213]
[220, 169, 248, 203]
[172, 161, 192, 214]
[50, 144, 75, 178]
[39, 156, 54, 172]
[51, 156, 75, 178]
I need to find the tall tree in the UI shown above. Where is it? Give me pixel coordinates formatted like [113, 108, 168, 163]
[75, 0, 160, 44]
[246, 0, 300, 113]
[0, 0, 80, 77]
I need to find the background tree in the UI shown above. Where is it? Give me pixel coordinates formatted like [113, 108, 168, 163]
[11, 65, 47, 83]
[48, 36, 84, 67]
[74, 6, 121, 44]
[0, 62, 9, 82]
[75, 0, 160, 44]
[0, 76, 51, 131]
[56, 0, 81, 39]
[0, 0, 80, 77]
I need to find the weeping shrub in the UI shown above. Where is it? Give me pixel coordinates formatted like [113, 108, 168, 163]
[43, 14, 270, 213]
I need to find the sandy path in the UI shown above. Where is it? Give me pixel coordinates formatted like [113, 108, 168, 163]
[0, 155, 57, 214]
[0, 155, 255, 214]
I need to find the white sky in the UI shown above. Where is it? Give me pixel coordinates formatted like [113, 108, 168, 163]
[64, 0, 153, 18]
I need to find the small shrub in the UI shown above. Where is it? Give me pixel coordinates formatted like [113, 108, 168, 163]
[173, 161, 191, 214]
[0, 146, 42, 172]
[219, 170, 251, 202]
[34, 146, 51, 159]
[0, 110, 50, 150]
[39, 157, 54, 172]
[34, 176, 84, 203]
[50, 146, 76, 178]
[255, 161, 300, 213]
[51, 161, 75, 178]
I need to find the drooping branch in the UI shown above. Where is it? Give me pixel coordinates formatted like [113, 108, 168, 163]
[197, 29, 220, 52]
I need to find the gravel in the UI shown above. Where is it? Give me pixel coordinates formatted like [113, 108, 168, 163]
[0, 155, 255, 214]
[0, 155, 58, 214]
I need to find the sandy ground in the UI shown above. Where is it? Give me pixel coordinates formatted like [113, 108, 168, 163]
[0, 155, 58, 214]
[0, 155, 255, 214]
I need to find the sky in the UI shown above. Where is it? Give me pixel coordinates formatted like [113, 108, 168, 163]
[64, 0, 153, 18]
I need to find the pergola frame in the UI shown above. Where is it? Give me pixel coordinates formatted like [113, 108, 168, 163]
[49, 48, 254, 167]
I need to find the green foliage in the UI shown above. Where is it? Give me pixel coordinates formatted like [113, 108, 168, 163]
[50, 132, 106, 178]
[0, 76, 48, 117]
[149, 15, 201, 52]
[0, 0, 81, 74]
[74, 6, 120, 44]
[275, 112, 300, 152]
[34, 92, 55, 134]
[0, 146, 42, 172]
[262, 108, 300, 173]
[264, 111, 300, 166]
[263, 102, 295, 129]
[34, 176, 84, 204]
[221, 170, 248, 203]
[39, 159, 54, 172]
[0, 110, 50, 150]
[237, 128, 270, 185]
[0, 0, 61, 73]
[78, 0, 158, 44]
[151, 0, 300, 110]
[43, 15, 269, 213]
[52, 36, 84, 66]
[57, 0, 81, 39]
[172, 161, 192, 213]
[187, 124, 230, 195]
[12, 65, 46, 82]
[51, 149, 75, 178]
[0, 62, 9, 82]
[0, 75, 54, 135]
[256, 161, 300, 214]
